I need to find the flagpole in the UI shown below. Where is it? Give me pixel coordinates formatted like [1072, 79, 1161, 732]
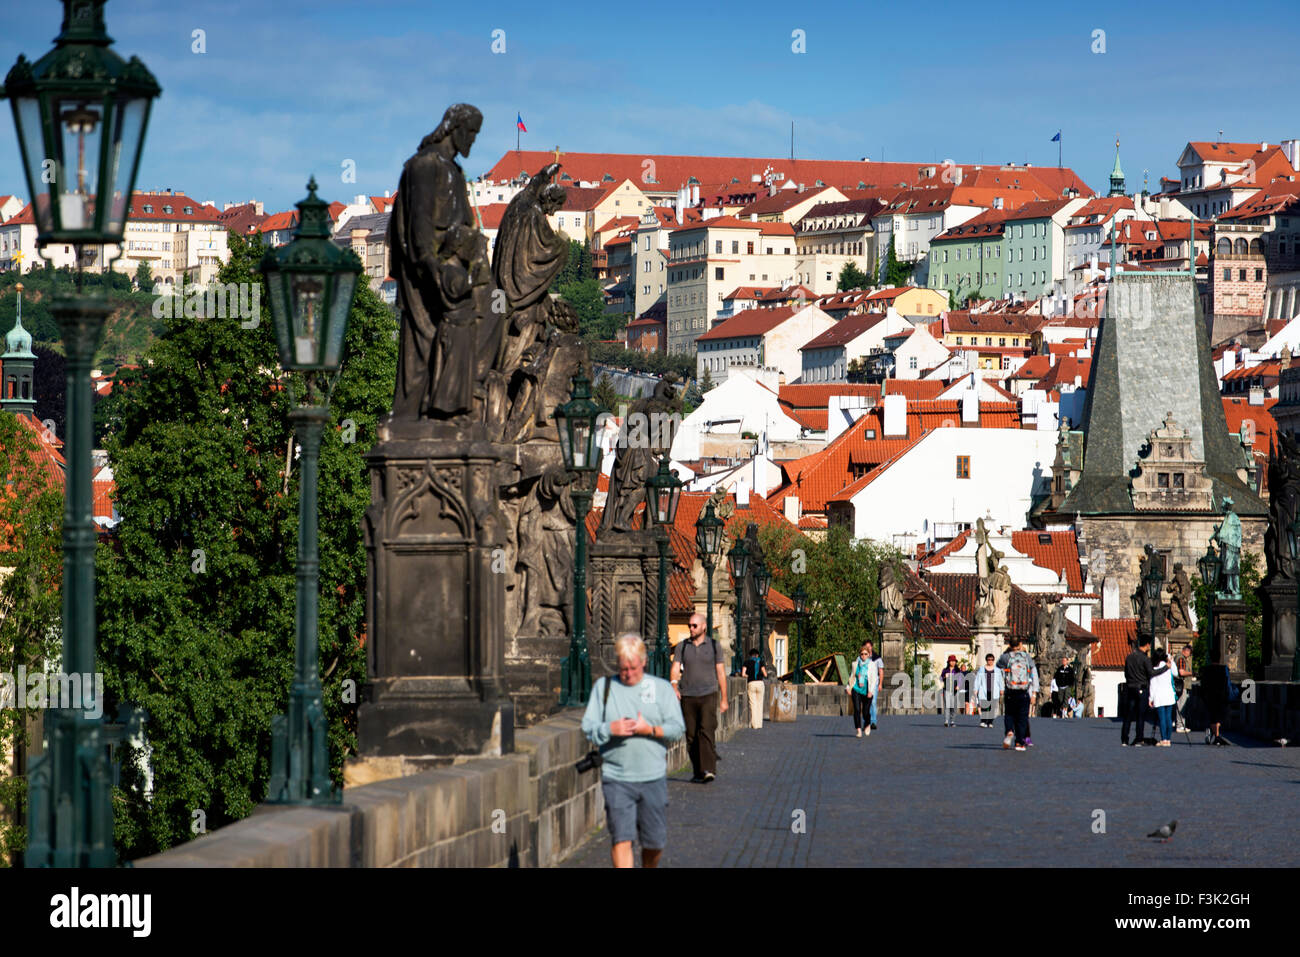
[1058, 130, 1062, 169]
[517, 111, 520, 152]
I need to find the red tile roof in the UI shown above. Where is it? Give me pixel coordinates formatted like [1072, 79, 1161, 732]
[124, 191, 220, 223]
[697, 304, 804, 342]
[259, 211, 298, 233]
[941, 310, 1044, 338]
[1010, 530, 1084, 592]
[1090, 618, 1137, 668]
[769, 399, 1021, 512]
[879, 379, 946, 400]
[1034, 356, 1092, 391]
[739, 186, 842, 216]
[798, 311, 889, 350]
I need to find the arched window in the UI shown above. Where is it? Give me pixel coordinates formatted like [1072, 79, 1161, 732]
[1250, 238, 1263, 255]
[1217, 238, 1231, 256]
[1235, 238, 1248, 254]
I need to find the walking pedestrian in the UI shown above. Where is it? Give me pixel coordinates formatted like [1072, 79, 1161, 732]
[1121, 637, 1154, 747]
[1052, 656, 1075, 718]
[1174, 644, 1193, 732]
[997, 637, 1038, 751]
[973, 653, 1003, 728]
[1148, 648, 1176, 746]
[1199, 662, 1231, 746]
[941, 655, 964, 727]
[742, 647, 766, 730]
[865, 639, 883, 730]
[580, 634, 685, 868]
[846, 643, 879, 737]
[670, 613, 729, 782]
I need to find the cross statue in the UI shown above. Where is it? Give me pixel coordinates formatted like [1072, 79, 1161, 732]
[552, 145, 564, 165]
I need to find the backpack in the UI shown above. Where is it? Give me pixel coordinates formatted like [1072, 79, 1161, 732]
[1004, 651, 1033, 690]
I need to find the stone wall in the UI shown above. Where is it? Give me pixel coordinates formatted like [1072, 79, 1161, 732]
[136, 677, 751, 869]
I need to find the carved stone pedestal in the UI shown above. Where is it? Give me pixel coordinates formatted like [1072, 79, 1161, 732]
[357, 420, 515, 760]
[589, 533, 661, 679]
[1262, 579, 1297, 682]
[1213, 599, 1249, 684]
[880, 623, 906, 689]
[973, 625, 1007, 672]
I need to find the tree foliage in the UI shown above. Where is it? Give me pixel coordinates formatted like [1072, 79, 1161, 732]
[837, 261, 869, 292]
[884, 235, 914, 288]
[0, 412, 63, 865]
[96, 233, 397, 859]
[588, 341, 694, 383]
[134, 261, 155, 295]
[1191, 549, 1264, 677]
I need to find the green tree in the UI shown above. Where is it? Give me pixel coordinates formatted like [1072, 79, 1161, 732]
[837, 261, 869, 292]
[134, 260, 156, 294]
[948, 289, 958, 311]
[700, 367, 714, 393]
[96, 233, 397, 859]
[0, 412, 63, 864]
[593, 372, 619, 412]
[1191, 550, 1264, 677]
[884, 235, 914, 288]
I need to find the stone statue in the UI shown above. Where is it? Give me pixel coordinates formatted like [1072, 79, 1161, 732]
[1212, 496, 1243, 600]
[1167, 563, 1192, 629]
[986, 564, 1012, 628]
[973, 517, 1005, 625]
[1034, 593, 1065, 659]
[493, 164, 569, 376]
[598, 376, 681, 535]
[1265, 431, 1300, 582]
[879, 563, 905, 622]
[510, 465, 575, 637]
[1132, 544, 1159, 624]
[389, 104, 502, 420]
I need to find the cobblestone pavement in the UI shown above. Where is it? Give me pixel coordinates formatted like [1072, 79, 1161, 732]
[561, 713, 1300, 867]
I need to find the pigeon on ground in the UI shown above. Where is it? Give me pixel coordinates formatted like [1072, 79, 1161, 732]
[1147, 820, 1177, 842]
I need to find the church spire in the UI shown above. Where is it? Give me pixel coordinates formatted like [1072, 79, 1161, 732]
[2, 282, 37, 418]
[1108, 137, 1126, 197]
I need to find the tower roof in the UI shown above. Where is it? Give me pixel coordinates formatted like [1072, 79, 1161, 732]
[1059, 273, 1264, 517]
[3, 311, 35, 359]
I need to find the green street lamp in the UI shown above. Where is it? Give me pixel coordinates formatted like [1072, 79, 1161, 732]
[645, 454, 683, 678]
[907, 603, 923, 665]
[555, 373, 602, 706]
[791, 583, 808, 684]
[727, 538, 751, 673]
[6, 0, 160, 868]
[260, 178, 362, 805]
[754, 560, 771, 671]
[1197, 545, 1221, 664]
[694, 501, 724, 657]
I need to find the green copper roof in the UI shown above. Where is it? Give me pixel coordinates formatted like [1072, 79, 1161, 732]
[3, 312, 35, 359]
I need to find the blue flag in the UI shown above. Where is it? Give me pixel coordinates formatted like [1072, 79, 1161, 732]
[1051, 131, 1061, 142]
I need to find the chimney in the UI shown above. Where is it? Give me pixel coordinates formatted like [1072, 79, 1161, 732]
[692, 183, 700, 206]
[784, 495, 802, 524]
[1249, 386, 1265, 406]
[736, 482, 750, 507]
[883, 393, 907, 437]
[961, 390, 979, 424]
[1050, 352, 1056, 366]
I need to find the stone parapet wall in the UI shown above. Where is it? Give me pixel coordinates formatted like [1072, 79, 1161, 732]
[137, 677, 750, 869]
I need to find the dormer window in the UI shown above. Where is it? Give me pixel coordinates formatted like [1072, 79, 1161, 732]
[184, 206, 193, 214]
[142, 204, 153, 213]
[163, 205, 173, 214]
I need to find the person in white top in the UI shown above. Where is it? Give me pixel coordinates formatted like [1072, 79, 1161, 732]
[1148, 648, 1178, 746]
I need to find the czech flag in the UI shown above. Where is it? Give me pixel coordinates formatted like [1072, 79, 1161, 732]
[517, 113, 527, 133]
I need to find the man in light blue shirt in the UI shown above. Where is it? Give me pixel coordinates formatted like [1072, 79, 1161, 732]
[581, 634, 685, 868]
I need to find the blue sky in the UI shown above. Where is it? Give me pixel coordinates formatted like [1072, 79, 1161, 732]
[1, 0, 1296, 213]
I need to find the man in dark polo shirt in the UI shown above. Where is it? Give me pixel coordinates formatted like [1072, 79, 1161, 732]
[670, 613, 729, 783]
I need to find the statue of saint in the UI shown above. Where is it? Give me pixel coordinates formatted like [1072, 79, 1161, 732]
[878, 563, 905, 622]
[389, 104, 497, 419]
[1212, 496, 1243, 600]
[1035, 594, 1065, 659]
[598, 376, 680, 534]
[1167, 563, 1192, 629]
[1265, 431, 1300, 582]
[987, 564, 1012, 628]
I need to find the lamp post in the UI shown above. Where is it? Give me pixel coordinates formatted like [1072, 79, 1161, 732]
[907, 603, 923, 665]
[260, 178, 362, 805]
[791, 583, 808, 684]
[694, 501, 724, 640]
[555, 373, 602, 706]
[5, 0, 160, 866]
[1197, 545, 1221, 664]
[1290, 516, 1300, 681]
[727, 538, 751, 673]
[754, 560, 771, 669]
[1143, 551, 1165, 649]
[644, 454, 682, 678]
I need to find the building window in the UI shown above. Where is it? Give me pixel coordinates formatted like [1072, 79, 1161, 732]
[1256, 269, 1264, 281]
[956, 336, 963, 345]
[747, 242, 755, 254]
[909, 356, 917, 369]
[1223, 268, 1231, 281]
[1173, 473, 1184, 489]
[1157, 473, 1170, 488]
[1239, 269, 1247, 281]
[715, 267, 724, 280]
[984, 337, 992, 346]
[956, 456, 970, 479]
[715, 240, 722, 253]
[999, 337, 1006, 346]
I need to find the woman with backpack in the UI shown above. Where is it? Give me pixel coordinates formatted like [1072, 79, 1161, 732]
[996, 636, 1039, 751]
[846, 644, 879, 738]
[1148, 648, 1177, 746]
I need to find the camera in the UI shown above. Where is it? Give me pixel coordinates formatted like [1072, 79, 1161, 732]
[575, 749, 603, 774]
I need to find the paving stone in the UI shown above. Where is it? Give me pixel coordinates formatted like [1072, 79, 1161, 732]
[560, 714, 1300, 867]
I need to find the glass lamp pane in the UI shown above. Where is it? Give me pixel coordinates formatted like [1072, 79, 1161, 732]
[556, 415, 572, 469]
[56, 97, 104, 232]
[323, 271, 356, 368]
[14, 96, 53, 233]
[266, 269, 292, 364]
[572, 422, 590, 469]
[105, 96, 147, 235]
[291, 273, 326, 365]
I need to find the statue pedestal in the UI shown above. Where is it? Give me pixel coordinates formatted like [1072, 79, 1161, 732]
[881, 622, 906, 690]
[1213, 599, 1249, 684]
[1262, 579, 1297, 682]
[357, 423, 514, 759]
[973, 625, 1007, 671]
[589, 533, 660, 679]
[1166, 627, 1195, 664]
